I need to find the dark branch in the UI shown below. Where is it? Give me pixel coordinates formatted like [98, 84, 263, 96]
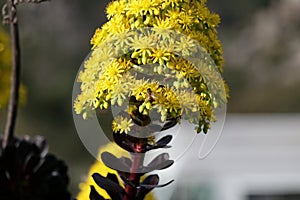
[13, 0, 49, 5]
[2, 0, 21, 147]
[2, 0, 49, 147]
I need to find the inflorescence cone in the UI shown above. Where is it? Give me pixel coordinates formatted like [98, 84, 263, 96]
[74, 0, 229, 200]
[74, 0, 229, 135]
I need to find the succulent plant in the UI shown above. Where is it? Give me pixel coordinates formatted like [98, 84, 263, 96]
[74, 0, 228, 199]
[0, 136, 71, 200]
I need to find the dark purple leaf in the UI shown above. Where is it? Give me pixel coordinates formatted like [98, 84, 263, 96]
[139, 174, 159, 189]
[0, 167, 9, 186]
[106, 173, 119, 184]
[113, 133, 137, 152]
[33, 136, 48, 157]
[117, 169, 130, 183]
[148, 153, 169, 165]
[17, 140, 35, 165]
[23, 154, 41, 175]
[0, 136, 71, 200]
[89, 186, 106, 200]
[92, 173, 124, 198]
[155, 135, 172, 147]
[144, 153, 174, 172]
[106, 173, 124, 200]
[161, 120, 178, 131]
[101, 152, 131, 172]
[2, 144, 17, 176]
[34, 155, 57, 177]
[153, 179, 174, 188]
[146, 135, 172, 151]
[136, 175, 159, 200]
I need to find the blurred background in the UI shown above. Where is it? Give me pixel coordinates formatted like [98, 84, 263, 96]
[0, 0, 299, 199]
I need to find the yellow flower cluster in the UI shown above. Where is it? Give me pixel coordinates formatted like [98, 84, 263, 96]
[92, 0, 223, 70]
[0, 26, 26, 109]
[74, 0, 229, 134]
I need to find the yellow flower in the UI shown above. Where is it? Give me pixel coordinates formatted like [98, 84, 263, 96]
[151, 86, 181, 121]
[153, 17, 174, 29]
[175, 36, 197, 56]
[90, 28, 107, 49]
[74, 88, 95, 115]
[103, 62, 125, 83]
[178, 11, 195, 30]
[165, 9, 181, 20]
[106, 0, 126, 19]
[151, 49, 171, 65]
[103, 16, 129, 35]
[112, 115, 134, 134]
[127, 33, 158, 64]
[159, 89, 181, 112]
[131, 79, 151, 101]
[127, 0, 160, 17]
[177, 90, 200, 115]
[162, 0, 184, 8]
[111, 73, 135, 106]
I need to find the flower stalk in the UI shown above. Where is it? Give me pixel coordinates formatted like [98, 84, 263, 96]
[1, 0, 49, 148]
[91, 133, 174, 200]
[124, 140, 145, 200]
[2, 0, 21, 148]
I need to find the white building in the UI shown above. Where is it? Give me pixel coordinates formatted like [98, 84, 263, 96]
[155, 114, 300, 200]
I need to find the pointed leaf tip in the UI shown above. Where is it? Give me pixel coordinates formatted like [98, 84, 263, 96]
[89, 185, 106, 200]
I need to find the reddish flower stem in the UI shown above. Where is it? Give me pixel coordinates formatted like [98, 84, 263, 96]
[124, 140, 145, 200]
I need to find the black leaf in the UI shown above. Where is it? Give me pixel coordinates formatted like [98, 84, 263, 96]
[136, 175, 159, 200]
[17, 140, 36, 165]
[89, 186, 106, 200]
[146, 135, 172, 151]
[0, 136, 71, 200]
[106, 173, 119, 185]
[161, 120, 178, 131]
[105, 173, 124, 200]
[152, 179, 174, 188]
[92, 173, 124, 200]
[155, 135, 172, 147]
[33, 136, 48, 156]
[144, 153, 174, 172]
[23, 154, 41, 175]
[117, 170, 130, 183]
[113, 133, 138, 152]
[101, 152, 131, 172]
[34, 154, 58, 177]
